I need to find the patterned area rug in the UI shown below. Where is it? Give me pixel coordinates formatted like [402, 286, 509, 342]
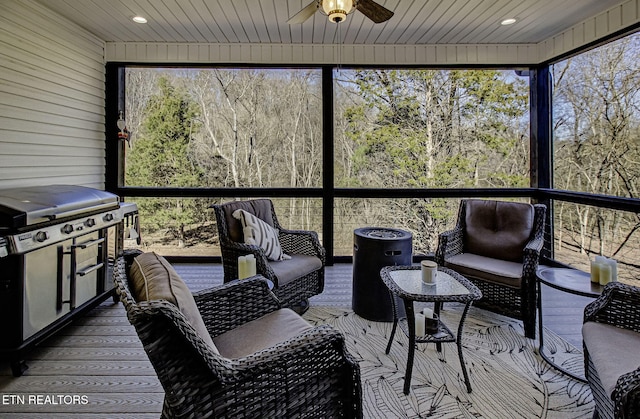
[304, 305, 594, 419]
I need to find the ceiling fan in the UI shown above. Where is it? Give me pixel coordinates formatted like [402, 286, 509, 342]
[288, 0, 394, 24]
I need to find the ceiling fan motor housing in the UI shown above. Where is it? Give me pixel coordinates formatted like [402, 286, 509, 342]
[322, 0, 354, 23]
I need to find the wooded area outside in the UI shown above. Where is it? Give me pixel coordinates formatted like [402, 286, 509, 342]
[123, 66, 529, 245]
[552, 34, 640, 282]
[122, 33, 639, 283]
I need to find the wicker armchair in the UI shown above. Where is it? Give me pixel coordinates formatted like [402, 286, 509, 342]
[583, 282, 640, 419]
[435, 199, 546, 339]
[213, 199, 325, 312]
[114, 250, 362, 419]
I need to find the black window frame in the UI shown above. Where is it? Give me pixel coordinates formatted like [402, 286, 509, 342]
[105, 60, 640, 265]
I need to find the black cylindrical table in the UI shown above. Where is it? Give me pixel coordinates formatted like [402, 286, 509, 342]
[352, 227, 412, 321]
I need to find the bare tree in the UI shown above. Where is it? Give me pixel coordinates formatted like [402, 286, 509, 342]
[553, 36, 640, 263]
[125, 69, 161, 147]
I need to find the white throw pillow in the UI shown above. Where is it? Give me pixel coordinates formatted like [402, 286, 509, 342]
[232, 209, 290, 261]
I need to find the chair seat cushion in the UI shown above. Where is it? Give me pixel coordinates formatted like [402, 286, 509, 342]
[269, 254, 323, 287]
[583, 321, 640, 398]
[128, 252, 219, 354]
[444, 253, 522, 288]
[213, 308, 313, 359]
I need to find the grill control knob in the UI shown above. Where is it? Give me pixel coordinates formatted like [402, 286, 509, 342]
[35, 231, 49, 242]
[61, 224, 74, 234]
[84, 218, 96, 228]
[103, 213, 114, 222]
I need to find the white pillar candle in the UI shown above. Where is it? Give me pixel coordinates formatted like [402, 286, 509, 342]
[245, 254, 257, 277]
[590, 260, 601, 283]
[415, 313, 426, 336]
[238, 256, 247, 279]
[423, 307, 434, 319]
[599, 263, 612, 286]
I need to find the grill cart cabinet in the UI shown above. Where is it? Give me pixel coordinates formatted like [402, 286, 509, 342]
[0, 185, 138, 376]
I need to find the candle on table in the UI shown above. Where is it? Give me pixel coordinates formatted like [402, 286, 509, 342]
[238, 256, 247, 279]
[415, 312, 426, 336]
[592, 256, 618, 284]
[423, 307, 434, 319]
[599, 263, 612, 285]
[595, 256, 607, 264]
[605, 257, 618, 282]
[245, 254, 257, 277]
[590, 260, 601, 283]
[421, 260, 437, 283]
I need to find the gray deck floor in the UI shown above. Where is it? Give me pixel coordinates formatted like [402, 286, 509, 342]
[0, 263, 592, 417]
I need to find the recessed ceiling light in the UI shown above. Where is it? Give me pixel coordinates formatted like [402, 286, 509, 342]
[132, 16, 147, 24]
[501, 18, 517, 26]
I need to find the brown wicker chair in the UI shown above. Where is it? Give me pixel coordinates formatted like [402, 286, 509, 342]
[435, 199, 546, 339]
[583, 282, 640, 419]
[114, 250, 362, 419]
[213, 199, 325, 312]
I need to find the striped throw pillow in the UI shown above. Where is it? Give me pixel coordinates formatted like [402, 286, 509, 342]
[232, 209, 290, 261]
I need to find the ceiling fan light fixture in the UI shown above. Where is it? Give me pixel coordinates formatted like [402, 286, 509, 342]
[288, 0, 392, 25]
[322, 0, 354, 23]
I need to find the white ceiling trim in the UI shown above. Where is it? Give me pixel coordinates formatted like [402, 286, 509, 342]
[105, 42, 539, 65]
[538, 0, 639, 62]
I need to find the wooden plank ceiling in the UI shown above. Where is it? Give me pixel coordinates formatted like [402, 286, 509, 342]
[36, 0, 626, 46]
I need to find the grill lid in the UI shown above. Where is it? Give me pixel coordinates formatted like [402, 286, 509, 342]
[0, 185, 119, 230]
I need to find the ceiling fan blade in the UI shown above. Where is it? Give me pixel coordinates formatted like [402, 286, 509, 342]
[356, 0, 394, 23]
[287, 1, 319, 24]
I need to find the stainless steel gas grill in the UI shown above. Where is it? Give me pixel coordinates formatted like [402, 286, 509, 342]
[0, 185, 138, 376]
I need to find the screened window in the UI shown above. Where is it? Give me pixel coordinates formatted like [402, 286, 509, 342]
[334, 69, 530, 189]
[124, 68, 323, 189]
[552, 33, 640, 284]
[552, 34, 640, 197]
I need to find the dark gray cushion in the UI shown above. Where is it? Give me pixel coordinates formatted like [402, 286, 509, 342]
[465, 200, 534, 262]
[213, 308, 312, 358]
[129, 252, 219, 354]
[269, 254, 323, 286]
[444, 253, 522, 288]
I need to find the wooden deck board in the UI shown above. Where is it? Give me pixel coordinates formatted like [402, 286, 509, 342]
[1, 415, 162, 419]
[0, 393, 164, 413]
[539, 282, 598, 348]
[0, 375, 162, 393]
[39, 335, 145, 349]
[7, 360, 157, 376]
[25, 347, 149, 362]
[0, 262, 591, 417]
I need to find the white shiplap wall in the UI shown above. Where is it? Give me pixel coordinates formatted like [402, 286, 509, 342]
[0, 0, 106, 190]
